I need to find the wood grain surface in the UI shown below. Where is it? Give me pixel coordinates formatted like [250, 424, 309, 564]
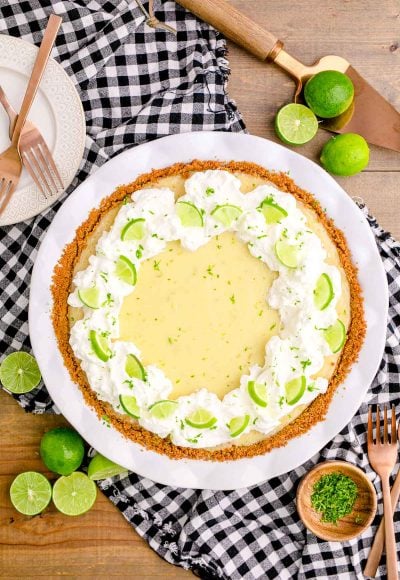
[1, 1, 399, 577]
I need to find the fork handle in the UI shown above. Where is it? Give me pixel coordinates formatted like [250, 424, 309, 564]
[381, 477, 398, 580]
[12, 14, 61, 146]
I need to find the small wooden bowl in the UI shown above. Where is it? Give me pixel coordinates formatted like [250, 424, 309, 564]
[296, 460, 377, 541]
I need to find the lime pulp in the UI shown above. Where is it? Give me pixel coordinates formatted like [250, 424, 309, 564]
[88, 453, 128, 481]
[229, 414, 250, 437]
[176, 201, 204, 227]
[260, 198, 288, 224]
[119, 394, 140, 418]
[275, 239, 299, 268]
[52, 472, 97, 516]
[125, 354, 146, 380]
[247, 381, 268, 407]
[275, 103, 318, 146]
[115, 255, 137, 285]
[89, 330, 112, 362]
[121, 218, 146, 241]
[40, 427, 85, 476]
[211, 204, 242, 226]
[185, 408, 217, 429]
[78, 287, 101, 309]
[324, 319, 346, 353]
[9, 471, 52, 516]
[314, 273, 334, 310]
[285, 376, 306, 405]
[0, 352, 41, 394]
[149, 400, 178, 420]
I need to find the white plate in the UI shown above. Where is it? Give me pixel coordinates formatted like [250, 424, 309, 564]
[0, 34, 86, 226]
[29, 132, 388, 490]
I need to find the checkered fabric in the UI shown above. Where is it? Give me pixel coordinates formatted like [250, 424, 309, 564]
[0, 2, 399, 579]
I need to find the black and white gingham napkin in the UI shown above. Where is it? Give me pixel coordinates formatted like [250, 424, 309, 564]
[0, 2, 399, 579]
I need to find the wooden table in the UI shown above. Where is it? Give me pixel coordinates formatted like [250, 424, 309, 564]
[1, 1, 399, 577]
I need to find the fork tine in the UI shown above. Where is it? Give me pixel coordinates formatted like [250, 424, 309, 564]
[35, 144, 59, 193]
[368, 406, 373, 445]
[392, 404, 397, 444]
[22, 151, 49, 199]
[376, 404, 381, 444]
[38, 140, 63, 190]
[0, 178, 15, 216]
[383, 404, 389, 443]
[22, 149, 52, 198]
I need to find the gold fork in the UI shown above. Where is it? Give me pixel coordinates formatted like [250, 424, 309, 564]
[367, 405, 398, 580]
[0, 14, 61, 216]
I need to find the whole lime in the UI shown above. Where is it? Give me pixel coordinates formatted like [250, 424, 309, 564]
[320, 133, 370, 176]
[40, 427, 85, 476]
[304, 71, 354, 118]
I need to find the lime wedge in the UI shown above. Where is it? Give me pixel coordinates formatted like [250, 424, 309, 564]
[78, 287, 101, 309]
[211, 204, 242, 226]
[52, 472, 97, 516]
[115, 255, 137, 286]
[0, 352, 41, 394]
[119, 394, 140, 418]
[285, 376, 306, 405]
[247, 381, 268, 407]
[275, 103, 318, 146]
[121, 218, 146, 241]
[149, 400, 178, 420]
[125, 354, 146, 380]
[260, 198, 288, 224]
[176, 201, 204, 227]
[323, 319, 346, 353]
[88, 453, 128, 481]
[9, 472, 52, 516]
[275, 239, 299, 268]
[185, 408, 217, 429]
[314, 273, 334, 310]
[229, 414, 250, 438]
[89, 330, 112, 362]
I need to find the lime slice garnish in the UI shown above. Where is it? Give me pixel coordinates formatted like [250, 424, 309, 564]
[211, 204, 242, 226]
[121, 218, 146, 241]
[247, 381, 268, 407]
[285, 376, 306, 405]
[89, 330, 112, 362]
[52, 472, 97, 516]
[275, 239, 299, 268]
[185, 408, 217, 429]
[9, 472, 52, 516]
[229, 414, 250, 438]
[115, 255, 137, 286]
[0, 352, 41, 394]
[314, 273, 334, 310]
[125, 354, 146, 380]
[260, 198, 288, 224]
[275, 103, 318, 146]
[149, 400, 178, 420]
[176, 201, 204, 227]
[88, 453, 128, 481]
[40, 427, 85, 476]
[323, 319, 346, 353]
[78, 287, 101, 309]
[119, 394, 140, 418]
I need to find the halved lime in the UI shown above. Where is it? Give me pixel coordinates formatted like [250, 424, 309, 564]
[323, 319, 346, 353]
[314, 273, 334, 310]
[121, 218, 146, 241]
[185, 408, 217, 429]
[247, 381, 268, 407]
[275, 103, 318, 146]
[149, 400, 178, 420]
[0, 352, 41, 394]
[9, 472, 52, 516]
[89, 330, 112, 362]
[275, 239, 299, 268]
[119, 394, 140, 418]
[211, 204, 242, 226]
[88, 453, 128, 481]
[78, 287, 101, 309]
[176, 201, 204, 227]
[260, 199, 288, 224]
[229, 414, 250, 438]
[125, 354, 146, 380]
[115, 255, 137, 285]
[285, 376, 306, 405]
[52, 472, 97, 516]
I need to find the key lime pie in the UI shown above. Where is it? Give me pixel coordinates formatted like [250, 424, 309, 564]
[52, 160, 365, 460]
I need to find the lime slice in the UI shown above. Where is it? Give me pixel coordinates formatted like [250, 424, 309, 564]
[229, 414, 250, 438]
[176, 201, 204, 227]
[275, 103, 318, 146]
[323, 319, 346, 353]
[119, 394, 140, 418]
[314, 273, 334, 310]
[52, 472, 97, 516]
[275, 239, 299, 269]
[9, 472, 52, 516]
[121, 218, 146, 241]
[125, 354, 146, 380]
[115, 255, 137, 286]
[285, 376, 306, 405]
[185, 408, 217, 429]
[88, 453, 128, 481]
[247, 381, 268, 407]
[40, 427, 85, 476]
[0, 352, 41, 394]
[260, 198, 288, 224]
[89, 330, 112, 362]
[78, 287, 101, 309]
[211, 204, 242, 226]
[149, 400, 178, 420]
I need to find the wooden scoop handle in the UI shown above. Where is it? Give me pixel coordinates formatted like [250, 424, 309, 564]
[176, 0, 283, 61]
